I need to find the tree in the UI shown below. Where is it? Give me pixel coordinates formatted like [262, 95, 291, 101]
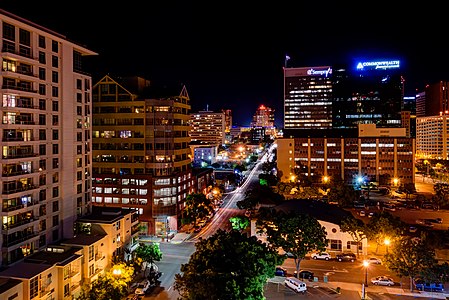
[237, 185, 284, 211]
[327, 178, 358, 207]
[174, 229, 282, 300]
[134, 242, 163, 277]
[256, 208, 327, 276]
[340, 216, 366, 258]
[384, 235, 438, 292]
[365, 211, 405, 253]
[183, 193, 214, 225]
[229, 215, 250, 232]
[434, 182, 449, 208]
[76, 263, 134, 300]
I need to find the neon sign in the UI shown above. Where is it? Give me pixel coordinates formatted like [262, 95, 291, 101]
[356, 60, 400, 70]
[307, 67, 332, 77]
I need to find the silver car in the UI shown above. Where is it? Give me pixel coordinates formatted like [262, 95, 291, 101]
[371, 276, 394, 286]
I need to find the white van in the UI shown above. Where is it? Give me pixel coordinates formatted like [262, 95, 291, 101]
[284, 276, 307, 293]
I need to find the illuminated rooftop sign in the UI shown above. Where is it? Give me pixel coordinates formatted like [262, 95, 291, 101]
[356, 60, 400, 70]
[307, 67, 332, 77]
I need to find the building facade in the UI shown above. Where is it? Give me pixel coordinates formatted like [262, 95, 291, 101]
[416, 113, 449, 159]
[283, 66, 333, 130]
[189, 110, 226, 146]
[0, 9, 96, 266]
[277, 124, 415, 186]
[91, 75, 193, 236]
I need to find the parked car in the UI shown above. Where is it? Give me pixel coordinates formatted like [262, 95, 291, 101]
[311, 252, 331, 261]
[275, 266, 287, 276]
[295, 270, 314, 280]
[336, 252, 356, 262]
[414, 277, 445, 292]
[284, 276, 307, 294]
[135, 279, 151, 295]
[367, 257, 382, 264]
[371, 276, 395, 286]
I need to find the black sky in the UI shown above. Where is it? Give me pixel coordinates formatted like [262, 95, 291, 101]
[1, 2, 448, 127]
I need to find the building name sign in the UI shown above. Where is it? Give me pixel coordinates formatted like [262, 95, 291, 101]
[356, 60, 400, 70]
[307, 67, 332, 77]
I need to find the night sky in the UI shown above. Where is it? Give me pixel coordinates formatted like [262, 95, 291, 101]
[1, 2, 448, 127]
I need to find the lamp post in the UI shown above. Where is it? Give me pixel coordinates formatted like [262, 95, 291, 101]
[362, 260, 369, 299]
[166, 216, 170, 242]
[384, 238, 391, 254]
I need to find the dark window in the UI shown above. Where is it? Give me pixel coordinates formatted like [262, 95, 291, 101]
[52, 186, 59, 197]
[39, 145, 46, 155]
[52, 40, 58, 53]
[38, 114, 46, 125]
[39, 84, 46, 95]
[39, 129, 46, 140]
[38, 35, 46, 48]
[52, 115, 58, 126]
[77, 132, 82, 142]
[73, 50, 82, 72]
[3, 23, 15, 41]
[52, 130, 58, 140]
[52, 158, 59, 169]
[52, 101, 58, 111]
[52, 86, 58, 97]
[51, 55, 58, 68]
[52, 144, 58, 154]
[76, 79, 82, 90]
[53, 201, 59, 212]
[77, 106, 82, 115]
[39, 51, 46, 64]
[19, 28, 31, 46]
[51, 71, 58, 83]
[39, 68, 46, 80]
[39, 99, 46, 110]
[77, 93, 82, 103]
[52, 229, 58, 241]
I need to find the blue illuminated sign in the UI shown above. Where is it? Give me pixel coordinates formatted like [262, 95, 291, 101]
[356, 60, 400, 70]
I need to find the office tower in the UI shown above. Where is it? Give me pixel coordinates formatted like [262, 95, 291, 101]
[251, 105, 274, 128]
[280, 59, 414, 186]
[222, 109, 232, 133]
[332, 60, 404, 130]
[283, 66, 333, 131]
[416, 81, 449, 117]
[189, 110, 226, 146]
[0, 9, 96, 265]
[91, 75, 192, 236]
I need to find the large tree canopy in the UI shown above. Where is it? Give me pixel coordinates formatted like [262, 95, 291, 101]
[256, 208, 327, 276]
[183, 192, 214, 224]
[174, 229, 282, 300]
[384, 235, 438, 292]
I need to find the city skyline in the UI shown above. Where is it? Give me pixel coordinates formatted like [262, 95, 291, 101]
[1, 2, 448, 127]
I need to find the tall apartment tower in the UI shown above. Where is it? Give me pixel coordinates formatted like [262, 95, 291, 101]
[0, 9, 97, 266]
[189, 110, 226, 146]
[92, 75, 192, 236]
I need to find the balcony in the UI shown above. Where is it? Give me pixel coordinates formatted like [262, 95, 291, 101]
[2, 184, 38, 195]
[1, 84, 37, 94]
[2, 231, 38, 247]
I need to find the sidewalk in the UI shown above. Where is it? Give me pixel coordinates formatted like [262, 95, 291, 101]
[317, 281, 449, 299]
[137, 231, 191, 244]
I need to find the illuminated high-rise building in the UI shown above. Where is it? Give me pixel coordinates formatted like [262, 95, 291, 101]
[91, 75, 193, 236]
[0, 9, 97, 265]
[283, 66, 333, 131]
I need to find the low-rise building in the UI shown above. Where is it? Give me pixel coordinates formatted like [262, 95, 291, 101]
[250, 199, 368, 256]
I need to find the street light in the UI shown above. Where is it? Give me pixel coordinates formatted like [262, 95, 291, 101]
[362, 260, 369, 300]
[384, 238, 391, 254]
[166, 216, 170, 242]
